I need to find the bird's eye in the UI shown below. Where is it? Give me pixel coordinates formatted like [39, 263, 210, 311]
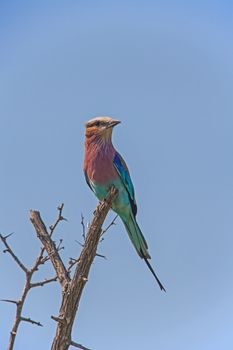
[95, 121, 101, 127]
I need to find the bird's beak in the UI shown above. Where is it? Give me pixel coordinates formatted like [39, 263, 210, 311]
[108, 120, 121, 128]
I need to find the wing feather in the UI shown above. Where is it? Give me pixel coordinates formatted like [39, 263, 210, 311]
[113, 152, 137, 216]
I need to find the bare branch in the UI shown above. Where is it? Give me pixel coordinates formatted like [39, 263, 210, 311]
[30, 277, 57, 288]
[70, 340, 92, 350]
[30, 204, 66, 273]
[20, 317, 43, 327]
[49, 203, 67, 236]
[38, 243, 64, 266]
[51, 187, 118, 350]
[75, 241, 107, 259]
[67, 257, 80, 273]
[30, 211, 70, 287]
[3, 232, 14, 239]
[95, 252, 107, 259]
[1, 204, 66, 350]
[0, 234, 28, 274]
[1, 299, 18, 305]
[56, 239, 64, 250]
[100, 214, 118, 237]
[81, 213, 86, 241]
[3, 190, 118, 350]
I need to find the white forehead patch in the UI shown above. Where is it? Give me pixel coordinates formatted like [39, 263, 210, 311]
[86, 116, 113, 124]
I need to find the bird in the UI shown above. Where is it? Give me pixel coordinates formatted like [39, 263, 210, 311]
[84, 116, 165, 291]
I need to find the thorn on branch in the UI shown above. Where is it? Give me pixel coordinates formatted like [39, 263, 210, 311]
[3, 232, 14, 239]
[56, 239, 64, 250]
[1, 299, 18, 305]
[51, 315, 65, 324]
[20, 317, 43, 327]
[70, 340, 92, 350]
[96, 253, 107, 259]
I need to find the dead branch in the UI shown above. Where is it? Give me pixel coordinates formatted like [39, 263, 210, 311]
[1, 299, 18, 305]
[0, 233, 28, 273]
[1, 188, 117, 350]
[49, 203, 67, 236]
[30, 187, 118, 350]
[80, 213, 86, 241]
[100, 214, 118, 237]
[20, 317, 43, 327]
[30, 211, 70, 288]
[30, 277, 57, 288]
[0, 205, 66, 350]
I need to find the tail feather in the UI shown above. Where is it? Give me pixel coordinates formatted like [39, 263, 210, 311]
[122, 214, 166, 292]
[123, 214, 150, 258]
[143, 256, 166, 292]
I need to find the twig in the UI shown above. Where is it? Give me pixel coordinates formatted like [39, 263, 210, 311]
[70, 340, 92, 350]
[1, 299, 18, 305]
[30, 277, 57, 288]
[100, 214, 118, 237]
[81, 213, 86, 241]
[38, 244, 64, 266]
[20, 317, 43, 327]
[49, 203, 67, 236]
[76, 241, 107, 259]
[95, 252, 107, 259]
[0, 234, 28, 273]
[68, 257, 80, 273]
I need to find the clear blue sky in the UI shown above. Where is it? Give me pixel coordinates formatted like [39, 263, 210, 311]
[1, 1, 233, 349]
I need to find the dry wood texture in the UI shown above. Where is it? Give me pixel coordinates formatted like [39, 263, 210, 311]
[30, 187, 118, 350]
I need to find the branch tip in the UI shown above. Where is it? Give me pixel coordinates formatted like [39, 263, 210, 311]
[20, 317, 43, 327]
[1, 299, 18, 305]
[70, 340, 92, 350]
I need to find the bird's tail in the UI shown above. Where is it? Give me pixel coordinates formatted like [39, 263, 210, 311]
[123, 214, 166, 292]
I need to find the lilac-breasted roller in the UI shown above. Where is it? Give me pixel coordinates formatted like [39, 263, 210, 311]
[84, 116, 165, 291]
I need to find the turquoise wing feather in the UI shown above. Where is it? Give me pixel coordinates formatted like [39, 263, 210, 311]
[113, 152, 137, 216]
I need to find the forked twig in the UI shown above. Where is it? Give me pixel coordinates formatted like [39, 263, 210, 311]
[100, 214, 118, 237]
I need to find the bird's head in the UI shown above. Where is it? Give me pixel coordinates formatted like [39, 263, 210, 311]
[85, 116, 121, 141]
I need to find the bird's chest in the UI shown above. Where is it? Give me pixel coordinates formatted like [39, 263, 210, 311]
[86, 151, 118, 184]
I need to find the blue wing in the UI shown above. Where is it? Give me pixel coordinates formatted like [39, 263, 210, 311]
[113, 152, 137, 216]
